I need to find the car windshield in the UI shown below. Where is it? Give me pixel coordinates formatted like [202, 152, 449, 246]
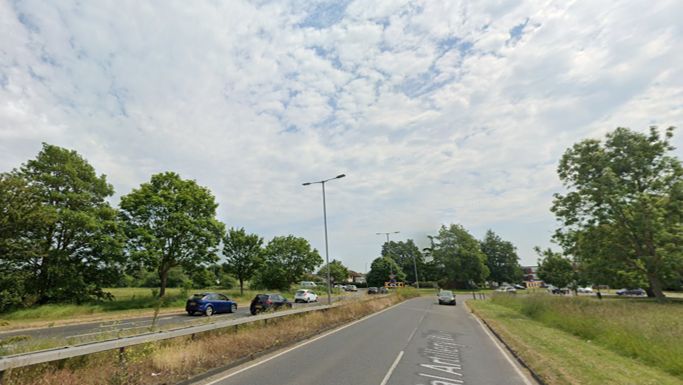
[440, 291, 453, 296]
[296, 290, 306, 295]
[192, 294, 206, 300]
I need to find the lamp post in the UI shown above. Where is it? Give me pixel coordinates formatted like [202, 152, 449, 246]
[376, 231, 399, 281]
[376, 231, 420, 288]
[303, 174, 346, 304]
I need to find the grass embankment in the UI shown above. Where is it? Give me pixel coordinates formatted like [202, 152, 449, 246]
[0, 287, 312, 330]
[469, 294, 683, 385]
[3, 289, 419, 385]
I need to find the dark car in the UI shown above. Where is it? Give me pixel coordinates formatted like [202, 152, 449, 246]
[616, 288, 646, 297]
[368, 287, 379, 294]
[186, 293, 237, 316]
[250, 294, 293, 315]
[438, 290, 456, 305]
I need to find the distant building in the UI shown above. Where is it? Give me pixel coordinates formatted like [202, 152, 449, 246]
[346, 270, 366, 284]
[522, 265, 543, 288]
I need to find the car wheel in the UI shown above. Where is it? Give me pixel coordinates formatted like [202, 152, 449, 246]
[205, 306, 214, 316]
[187, 311, 194, 316]
[230, 303, 237, 313]
[287, 303, 292, 309]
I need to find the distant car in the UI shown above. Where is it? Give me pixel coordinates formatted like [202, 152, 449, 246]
[513, 284, 526, 290]
[367, 287, 379, 294]
[616, 288, 646, 297]
[438, 290, 456, 305]
[344, 285, 358, 292]
[379, 287, 389, 294]
[577, 287, 594, 294]
[250, 294, 292, 315]
[294, 289, 318, 303]
[186, 293, 237, 316]
[496, 286, 516, 293]
[300, 281, 318, 288]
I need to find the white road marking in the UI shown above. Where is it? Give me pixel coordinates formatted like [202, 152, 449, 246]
[200, 299, 407, 385]
[380, 350, 404, 385]
[418, 372, 464, 383]
[469, 308, 536, 385]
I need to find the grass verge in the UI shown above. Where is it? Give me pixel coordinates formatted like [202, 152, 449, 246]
[469, 296, 683, 385]
[2, 289, 419, 385]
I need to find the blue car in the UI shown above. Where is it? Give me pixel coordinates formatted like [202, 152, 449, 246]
[186, 292, 237, 316]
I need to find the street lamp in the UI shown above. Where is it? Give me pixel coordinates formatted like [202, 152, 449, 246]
[375, 231, 420, 288]
[303, 174, 346, 304]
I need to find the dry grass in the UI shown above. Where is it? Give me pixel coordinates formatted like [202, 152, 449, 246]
[3, 289, 419, 385]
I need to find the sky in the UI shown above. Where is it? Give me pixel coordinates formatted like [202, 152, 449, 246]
[1, 1, 682, 272]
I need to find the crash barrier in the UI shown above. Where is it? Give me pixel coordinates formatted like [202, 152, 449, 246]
[384, 282, 404, 288]
[0, 302, 339, 375]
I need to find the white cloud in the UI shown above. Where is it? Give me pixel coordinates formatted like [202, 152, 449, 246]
[1, 0, 682, 269]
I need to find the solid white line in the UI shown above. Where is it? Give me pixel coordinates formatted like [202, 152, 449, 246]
[379, 350, 404, 385]
[201, 299, 409, 385]
[469, 308, 536, 385]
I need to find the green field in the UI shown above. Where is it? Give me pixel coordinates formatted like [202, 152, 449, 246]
[469, 294, 683, 385]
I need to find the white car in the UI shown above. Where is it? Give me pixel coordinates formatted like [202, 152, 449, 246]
[496, 286, 516, 293]
[300, 281, 318, 288]
[294, 289, 318, 303]
[577, 287, 594, 294]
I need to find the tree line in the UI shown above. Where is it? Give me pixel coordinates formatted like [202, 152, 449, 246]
[0, 144, 322, 311]
[366, 227, 524, 289]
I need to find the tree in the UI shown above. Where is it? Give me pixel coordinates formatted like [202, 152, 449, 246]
[253, 236, 322, 290]
[480, 230, 523, 284]
[2, 144, 124, 305]
[431, 224, 489, 289]
[552, 127, 683, 299]
[119, 172, 225, 297]
[366, 256, 405, 287]
[536, 247, 574, 288]
[317, 259, 349, 283]
[222, 227, 264, 295]
[381, 239, 424, 283]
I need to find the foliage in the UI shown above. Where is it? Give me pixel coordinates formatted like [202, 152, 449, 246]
[381, 239, 424, 283]
[316, 259, 349, 284]
[431, 224, 489, 288]
[536, 247, 575, 288]
[252, 236, 323, 290]
[222, 227, 263, 295]
[0, 144, 124, 309]
[366, 256, 405, 287]
[119, 172, 225, 297]
[552, 127, 683, 299]
[480, 229, 523, 284]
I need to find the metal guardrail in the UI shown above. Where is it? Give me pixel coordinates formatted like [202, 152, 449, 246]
[0, 303, 336, 372]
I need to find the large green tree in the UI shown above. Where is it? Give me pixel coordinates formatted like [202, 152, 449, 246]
[317, 259, 349, 284]
[366, 256, 405, 287]
[480, 230, 523, 284]
[536, 247, 575, 289]
[381, 239, 424, 283]
[431, 224, 489, 289]
[119, 172, 225, 297]
[2, 144, 125, 305]
[552, 127, 683, 299]
[223, 227, 263, 295]
[254, 236, 322, 290]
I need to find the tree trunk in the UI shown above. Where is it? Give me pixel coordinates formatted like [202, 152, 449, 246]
[239, 277, 244, 296]
[646, 273, 666, 301]
[159, 268, 169, 298]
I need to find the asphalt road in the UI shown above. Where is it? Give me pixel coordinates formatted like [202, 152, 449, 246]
[195, 296, 535, 385]
[0, 292, 359, 345]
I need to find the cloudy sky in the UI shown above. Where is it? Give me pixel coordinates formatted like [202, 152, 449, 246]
[1, 1, 682, 271]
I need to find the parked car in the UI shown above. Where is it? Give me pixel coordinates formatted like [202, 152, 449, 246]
[186, 293, 237, 316]
[379, 287, 389, 294]
[577, 287, 594, 294]
[616, 288, 646, 297]
[250, 294, 292, 315]
[513, 284, 526, 290]
[300, 281, 318, 288]
[294, 289, 318, 303]
[438, 290, 456, 305]
[496, 286, 516, 293]
[367, 287, 379, 294]
[344, 284, 358, 292]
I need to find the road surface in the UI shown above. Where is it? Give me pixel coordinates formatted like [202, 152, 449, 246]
[195, 296, 535, 385]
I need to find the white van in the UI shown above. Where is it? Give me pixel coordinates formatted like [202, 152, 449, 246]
[300, 281, 317, 288]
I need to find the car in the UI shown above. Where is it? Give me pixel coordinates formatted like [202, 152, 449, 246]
[513, 284, 526, 290]
[186, 293, 237, 316]
[300, 281, 317, 288]
[378, 287, 389, 294]
[577, 287, 594, 294]
[250, 294, 293, 315]
[496, 286, 516, 293]
[367, 287, 379, 294]
[294, 289, 318, 303]
[438, 290, 456, 305]
[344, 284, 358, 292]
[616, 288, 646, 296]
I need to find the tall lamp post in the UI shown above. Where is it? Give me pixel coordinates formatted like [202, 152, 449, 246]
[303, 174, 346, 304]
[376, 231, 420, 288]
[376, 231, 400, 281]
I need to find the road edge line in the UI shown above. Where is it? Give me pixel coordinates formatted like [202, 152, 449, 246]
[464, 300, 543, 385]
[186, 297, 414, 385]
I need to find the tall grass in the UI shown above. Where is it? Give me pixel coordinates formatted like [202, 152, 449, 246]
[490, 294, 683, 377]
[3, 291, 419, 385]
